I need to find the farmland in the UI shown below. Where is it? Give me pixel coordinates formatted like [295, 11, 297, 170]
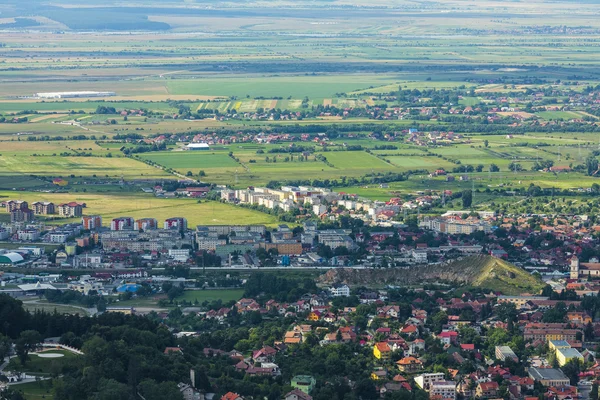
[0, 0, 599, 222]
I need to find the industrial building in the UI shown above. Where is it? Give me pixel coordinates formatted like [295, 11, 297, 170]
[33, 91, 116, 99]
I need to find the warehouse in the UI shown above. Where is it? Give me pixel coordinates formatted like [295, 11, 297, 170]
[33, 91, 116, 99]
[186, 143, 210, 151]
[0, 252, 24, 266]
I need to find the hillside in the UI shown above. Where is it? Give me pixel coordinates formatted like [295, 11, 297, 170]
[318, 255, 544, 295]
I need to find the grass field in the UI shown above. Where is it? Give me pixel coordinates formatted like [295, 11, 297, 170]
[179, 289, 244, 303]
[10, 381, 54, 400]
[0, 155, 171, 179]
[22, 301, 88, 316]
[7, 350, 79, 375]
[0, 190, 280, 227]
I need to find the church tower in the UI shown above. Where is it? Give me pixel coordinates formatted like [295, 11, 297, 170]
[570, 256, 580, 280]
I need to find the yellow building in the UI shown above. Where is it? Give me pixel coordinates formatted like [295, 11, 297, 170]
[549, 340, 571, 352]
[307, 312, 320, 321]
[373, 342, 391, 360]
[556, 347, 584, 367]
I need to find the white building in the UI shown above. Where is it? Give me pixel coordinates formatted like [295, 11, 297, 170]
[412, 249, 428, 263]
[330, 284, 350, 297]
[169, 248, 190, 262]
[17, 229, 40, 241]
[34, 91, 116, 99]
[430, 381, 456, 400]
[49, 233, 69, 243]
[415, 373, 446, 391]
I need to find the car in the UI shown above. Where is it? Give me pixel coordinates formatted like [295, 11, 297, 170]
[579, 381, 593, 386]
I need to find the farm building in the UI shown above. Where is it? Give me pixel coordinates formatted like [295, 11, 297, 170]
[186, 143, 210, 151]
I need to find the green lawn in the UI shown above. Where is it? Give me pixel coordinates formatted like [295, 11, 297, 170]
[7, 350, 78, 375]
[179, 289, 245, 303]
[10, 381, 54, 400]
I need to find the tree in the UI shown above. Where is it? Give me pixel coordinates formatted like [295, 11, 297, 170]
[138, 379, 184, 400]
[489, 164, 500, 172]
[97, 297, 107, 313]
[461, 190, 473, 208]
[0, 388, 26, 400]
[484, 140, 489, 148]
[15, 330, 41, 365]
[199, 170, 206, 177]
[495, 302, 518, 323]
[562, 358, 581, 385]
[587, 156, 599, 176]
[0, 334, 11, 361]
[94, 379, 130, 400]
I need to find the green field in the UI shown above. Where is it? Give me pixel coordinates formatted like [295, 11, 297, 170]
[0, 191, 280, 227]
[7, 350, 79, 375]
[0, 155, 171, 179]
[179, 289, 245, 303]
[10, 381, 54, 400]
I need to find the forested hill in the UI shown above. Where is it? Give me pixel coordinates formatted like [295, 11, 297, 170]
[0, 294, 190, 400]
[318, 255, 544, 295]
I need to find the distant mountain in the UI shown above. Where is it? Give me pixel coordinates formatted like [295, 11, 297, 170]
[318, 255, 544, 295]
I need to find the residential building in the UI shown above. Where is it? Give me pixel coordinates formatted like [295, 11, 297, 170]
[5, 200, 28, 212]
[396, 356, 423, 373]
[284, 389, 312, 400]
[415, 373, 445, 391]
[330, 284, 350, 297]
[177, 383, 202, 400]
[476, 382, 499, 398]
[430, 381, 456, 400]
[58, 202, 83, 217]
[82, 215, 102, 230]
[164, 217, 188, 232]
[31, 201, 55, 215]
[373, 342, 391, 360]
[17, 229, 40, 241]
[11, 208, 34, 223]
[291, 375, 316, 395]
[134, 218, 158, 231]
[111, 217, 135, 231]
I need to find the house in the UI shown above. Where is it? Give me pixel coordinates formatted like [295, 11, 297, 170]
[252, 346, 277, 363]
[291, 375, 316, 395]
[437, 331, 458, 345]
[373, 342, 392, 360]
[476, 382, 499, 398]
[546, 386, 577, 400]
[330, 284, 350, 297]
[221, 393, 244, 400]
[178, 383, 202, 400]
[396, 356, 423, 373]
[371, 369, 388, 380]
[284, 389, 313, 400]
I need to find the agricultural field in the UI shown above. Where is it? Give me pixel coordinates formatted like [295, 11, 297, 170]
[0, 154, 170, 179]
[0, 190, 280, 227]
